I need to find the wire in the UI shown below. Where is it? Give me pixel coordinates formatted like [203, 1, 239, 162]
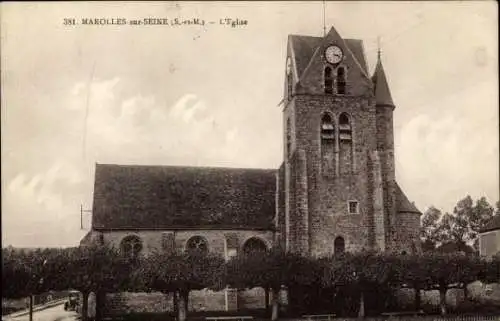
[82, 61, 96, 161]
[365, 6, 433, 55]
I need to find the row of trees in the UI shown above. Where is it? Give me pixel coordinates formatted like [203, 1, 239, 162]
[3, 246, 500, 321]
[421, 196, 499, 253]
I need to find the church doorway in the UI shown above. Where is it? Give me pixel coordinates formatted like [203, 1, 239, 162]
[334, 236, 345, 254]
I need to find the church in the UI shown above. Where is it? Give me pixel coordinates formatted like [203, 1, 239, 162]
[80, 25, 421, 313]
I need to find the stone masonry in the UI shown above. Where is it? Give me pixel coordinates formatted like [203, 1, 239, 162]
[81, 24, 422, 315]
[277, 26, 421, 257]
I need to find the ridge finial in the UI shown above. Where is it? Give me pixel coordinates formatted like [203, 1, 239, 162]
[377, 36, 382, 61]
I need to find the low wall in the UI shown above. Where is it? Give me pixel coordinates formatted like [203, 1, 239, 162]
[103, 287, 272, 315]
[327, 316, 498, 321]
[396, 282, 500, 311]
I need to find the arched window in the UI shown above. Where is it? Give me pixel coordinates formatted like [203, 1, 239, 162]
[337, 67, 346, 95]
[321, 113, 335, 175]
[321, 114, 335, 140]
[338, 113, 351, 140]
[186, 236, 208, 254]
[242, 237, 268, 256]
[324, 67, 333, 94]
[338, 113, 353, 174]
[120, 235, 142, 258]
[334, 236, 345, 254]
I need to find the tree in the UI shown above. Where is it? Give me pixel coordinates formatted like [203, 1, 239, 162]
[2, 247, 61, 299]
[420, 253, 482, 316]
[478, 254, 500, 285]
[435, 196, 496, 254]
[393, 254, 432, 311]
[450, 196, 474, 244]
[470, 197, 495, 250]
[140, 250, 225, 321]
[44, 245, 132, 321]
[322, 252, 395, 317]
[421, 206, 445, 251]
[2, 248, 35, 299]
[225, 249, 317, 320]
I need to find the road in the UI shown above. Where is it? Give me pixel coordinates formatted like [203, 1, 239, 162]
[3, 303, 78, 321]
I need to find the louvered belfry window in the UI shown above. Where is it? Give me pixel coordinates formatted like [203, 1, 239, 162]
[338, 113, 352, 141]
[321, 113, 335, 175]
[338, 113, 354, 174]
[321, 114, 335, 140]
[324, 67, 333, 94]
[337, 67, 346, 95]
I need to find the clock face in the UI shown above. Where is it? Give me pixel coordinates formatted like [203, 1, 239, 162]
[325, 45, 343, 64]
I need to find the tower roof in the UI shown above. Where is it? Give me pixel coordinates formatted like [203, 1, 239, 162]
[288, 34, 369, 81]
[395, 183, 421, 215]
[372, 57, 395, 107]
[286, 26, 373, 96]
[288, 27, 368, 79]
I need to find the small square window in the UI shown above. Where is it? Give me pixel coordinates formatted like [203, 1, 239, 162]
[348, 201, 359, 214]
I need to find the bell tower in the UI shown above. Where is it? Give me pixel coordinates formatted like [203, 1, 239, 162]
[280, 26, 381, 257]
[276, 26, 422, 257]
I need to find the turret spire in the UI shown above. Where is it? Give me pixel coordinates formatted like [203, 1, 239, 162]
[372, 48, 394, 108]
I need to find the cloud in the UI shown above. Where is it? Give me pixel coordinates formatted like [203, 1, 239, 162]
[3, 159, 89, 247]
[66, 78, 242, 167]
[7, 161, 84, 213]
[2, 78, 247, 247]
[397, 107, 498, 212]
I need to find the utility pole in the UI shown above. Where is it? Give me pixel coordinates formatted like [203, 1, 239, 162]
[29, 260, 47, 321]
[29, 295, 33, 321]
[322, 0, 327, 36]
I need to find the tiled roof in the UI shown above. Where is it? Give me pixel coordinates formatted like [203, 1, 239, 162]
[344, 39, 369, 74]
[372, 58, 395, 106]
[289, 35, 368, 79]
[395, 183, 421, 214]
[79, 231, 92, 246]
[92, 164, 277, 230]
[480, 215, 500, 233]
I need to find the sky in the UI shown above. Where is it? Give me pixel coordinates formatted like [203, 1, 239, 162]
[1, 1, 498, 248]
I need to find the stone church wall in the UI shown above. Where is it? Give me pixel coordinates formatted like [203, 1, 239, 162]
[95, 229, 274, 258]
[103, 290, 227, 314]
[103, 288, 269, 315]
[87, 229, 274, 313]
[395, 212, 421, 253]
[286, 95, 381, 257]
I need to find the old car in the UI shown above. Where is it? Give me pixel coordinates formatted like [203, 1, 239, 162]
[64, 290, 80, 311]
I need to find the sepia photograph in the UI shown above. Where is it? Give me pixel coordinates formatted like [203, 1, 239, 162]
[1, 2, 499, 321]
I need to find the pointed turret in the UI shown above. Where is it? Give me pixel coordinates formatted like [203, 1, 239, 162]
[372, 54, 395, 108]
